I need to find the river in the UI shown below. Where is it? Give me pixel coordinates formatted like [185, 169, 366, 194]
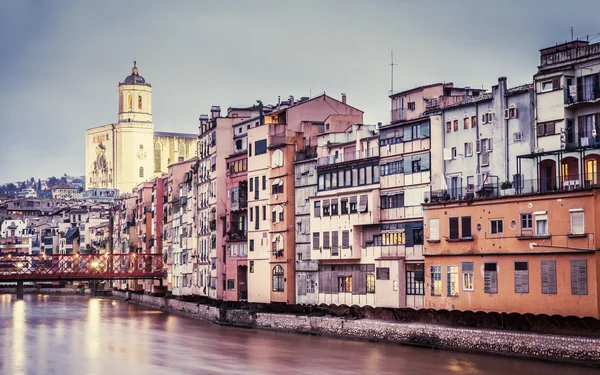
[0, 294, 596, 375]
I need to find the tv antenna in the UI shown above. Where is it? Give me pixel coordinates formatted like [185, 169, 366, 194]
[390, 49, 397, 95]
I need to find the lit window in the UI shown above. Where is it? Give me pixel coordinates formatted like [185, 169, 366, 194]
[446, 266, 459, 296]
[338, 276, 352, 293]
[462, 262, 474, 291]
[272, 265, 284, 292]
[430, 266, 442, 296]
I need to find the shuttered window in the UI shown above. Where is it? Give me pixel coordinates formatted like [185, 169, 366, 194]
[449, 217, 459, 240]
[297, 273, 307, 295]
[429, 218, 440, 241]
[570, 259, 588, 295]
[484, 262, 498, 294]
[514, 261, 529, 294]
[314, 201, 321, 217]
[342, 230, 350, 248]
[331, 231, 339, 255]
[461, 216, 472, 238]
[312, 232, 320, 250]
[323, 231, 330, 248]
[358, 195, 368, 212]
[570, 209, 584, 234]
[541, 260, 557, 294]
[349, 196, 358, 213]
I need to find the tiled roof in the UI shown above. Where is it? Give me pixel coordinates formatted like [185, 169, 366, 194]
[52, 183, 75, 190]
[506, 83, 533, 96]
[441, 93, 493, 110]
[389, 82, 451, 98]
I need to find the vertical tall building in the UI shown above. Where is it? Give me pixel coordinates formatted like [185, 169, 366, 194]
[85, 63, 197, 194]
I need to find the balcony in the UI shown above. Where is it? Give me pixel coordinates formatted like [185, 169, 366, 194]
[391, 108, 405, 123]
[564, 82, 600, 106]
[227, 229, 247, 241]
[565, 130, 600, 150]
[425, 173, 597, 205]
[317, 148, 379, 167]
[295, 146, 318, 162]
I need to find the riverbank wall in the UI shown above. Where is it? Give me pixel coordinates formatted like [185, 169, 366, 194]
[113, 290, 600, 365]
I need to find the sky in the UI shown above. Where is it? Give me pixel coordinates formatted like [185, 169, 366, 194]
[1, 0, 600, 184]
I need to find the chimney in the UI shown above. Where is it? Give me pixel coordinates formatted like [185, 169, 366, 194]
[498, 76, 507, 96]
[199, 114, 208, 126]
[289, 95, 294, 106]
[463, 86, 470, 103]
[341, 93, 347, 104]
[277, 95, 281, 110]
[210, 106, 221, 119]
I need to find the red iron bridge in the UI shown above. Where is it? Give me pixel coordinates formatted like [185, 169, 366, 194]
[0, 253, 164, 282]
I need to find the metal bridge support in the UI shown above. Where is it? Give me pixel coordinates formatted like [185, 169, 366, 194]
[16, 281, 24, 300]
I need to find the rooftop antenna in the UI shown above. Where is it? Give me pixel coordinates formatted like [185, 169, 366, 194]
[571, 26, 574, 42]
[389, 49, 397, 95]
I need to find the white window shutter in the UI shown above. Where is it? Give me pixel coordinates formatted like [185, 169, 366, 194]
[429, 218, 440, 240]
[504, 109, 509, 119]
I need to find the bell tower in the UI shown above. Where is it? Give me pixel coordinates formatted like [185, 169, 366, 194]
[118, 61, 152, 123]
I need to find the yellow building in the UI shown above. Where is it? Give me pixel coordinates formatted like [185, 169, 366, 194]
[85, 62, 197, 194]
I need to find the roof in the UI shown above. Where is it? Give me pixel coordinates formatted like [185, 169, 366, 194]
[65, 227, 79, 241]
[389, 82, 450, 98]
[439, 93, 493, 110]
[505, 83, 534, 96]
[154, 131, 197, 139]
[52, 183, 76, 190]
[266, 93, 364, 117]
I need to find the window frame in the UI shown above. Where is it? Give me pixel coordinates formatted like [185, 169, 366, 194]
[490, 219, 503, 234]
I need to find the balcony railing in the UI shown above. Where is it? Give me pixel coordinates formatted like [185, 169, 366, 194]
[317, 148, 379, 167]
[391, 108, 405, 123]
[565, 130, 600, 149]
[425, 173, 599, 204]
[227, 229, 247, 241]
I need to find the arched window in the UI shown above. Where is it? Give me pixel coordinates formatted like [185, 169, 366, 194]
[119, 93, 123, 112]
[271, 178, 284, 194]
[127, 93, 132, 110]
[272, 149, 284, 167]
[154, 142, 162, 172]
[138, 95, 142, 110]
[272, 205, 284, 223]
[179, 142, 186, 160]
[272, 265, 284, 292]
[139, 167, 144, 178]
[272, 233, 284, 251]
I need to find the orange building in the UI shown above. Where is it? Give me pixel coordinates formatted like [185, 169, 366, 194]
[423, 189, 600, 318]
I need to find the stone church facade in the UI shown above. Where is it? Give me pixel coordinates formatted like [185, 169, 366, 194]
[85, 63, 197, 194]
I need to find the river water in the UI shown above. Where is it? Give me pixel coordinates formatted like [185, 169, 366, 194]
[0, 294, 596, 375]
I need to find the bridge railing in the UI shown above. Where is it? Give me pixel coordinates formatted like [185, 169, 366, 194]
[0, 253, 164, 280]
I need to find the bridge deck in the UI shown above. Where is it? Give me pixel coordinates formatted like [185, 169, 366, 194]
[0, 253, 163, 282]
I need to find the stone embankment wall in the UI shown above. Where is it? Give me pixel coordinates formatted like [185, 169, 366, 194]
[112, 291, 600, 365]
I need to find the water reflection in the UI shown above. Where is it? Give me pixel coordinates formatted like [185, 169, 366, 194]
[0, 294, 597, 375]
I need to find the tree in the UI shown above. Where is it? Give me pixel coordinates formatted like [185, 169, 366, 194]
[37, 179, 42, 192]
[47, 177, 59, 188]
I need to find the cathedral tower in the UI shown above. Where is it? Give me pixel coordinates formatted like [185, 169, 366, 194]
[118, 61, 152, 123]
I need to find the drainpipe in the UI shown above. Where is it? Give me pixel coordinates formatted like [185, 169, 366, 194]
[503, 78, 510, 182]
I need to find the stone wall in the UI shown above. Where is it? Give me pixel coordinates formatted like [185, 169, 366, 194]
[113, 292, 600, 365]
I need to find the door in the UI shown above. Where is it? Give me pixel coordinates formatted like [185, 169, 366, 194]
[451, 177, 459, 199]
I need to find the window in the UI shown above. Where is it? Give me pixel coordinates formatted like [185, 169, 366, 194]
[271, 179, 284, 194]
[541, 260, 557, 294]
[411, 159, 421, 173]
[571, 259, 588, 295]
[138, 95, 142, 110]
[462, 262, 474, 291]
[461, 216, 472, 238]
[446, 121, 452, 133]
[249, 261, 254, 273]
[490, 219, 503, 234]
[537, 122, 556, 137]
[154, 143, 162, 172]
[312, 232, 320, 249]
[255, 139, 267, 155]
[249, 177, 253, 192]
[570, 209, 584, 235]
[513, 132, 523, 142]
[366, 272, 376, 293]
[466, 176, 474, 191]
[451, 147, 457, 160]
[382, 231, 406, 245]
[227, 279, 235, 290]
[380, 160, 404, 176]
[406, 263, 424, 295]
[586, 159, 598, 185]
[322, 231, 330, 248]
[139, 167, 144, 178]
[338, 276, 352, 293]
[484, 262, 498, 294]
[262, 206, 266, 221]
[463, 116, 469, 129]
[341, 198, 348, 214]
[331, 199, 338, 215]
[449, 217, 459, 240]
[471, 115, 477, 128]
[358, 195, 368, 212]
[447, 266, 459, 296]
[521, 213, 532, 231]
[514, 261, 529, 294]
[250, 239, 254, 252]
[306, 274, 316, 294]
[407, 101, 416, 110]
[429, 218, 440, 241]
[376, 267, 390, 280]
[331, 231, 339, 255]
[380, 193, 404, 209]
[508, 105, 517, 119]
[314, 201, 321, 217]
[535, 213, 548, 236]
[127, 93, 132, 110]
[322, 200, 330, 216]
[541, 77, 559, 92]
[342, 230, 350, 248]
[430, 266, 442, 296]
[464, 142, 473, 157]
[272, 149, 284, 167]
[262, 175, 266, 190]
[272, 265, 284, 292]
[453, 119, 459, 132]
[349, 196, 357, 213]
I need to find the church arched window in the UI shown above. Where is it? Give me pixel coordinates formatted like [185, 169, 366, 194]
[138, 95, 142, 110]
[179, 142, 186, 160]
[119, 93, 123, 112]
[127, 94, 132, 110]
[139, 167, 144, 178]
[154, 142, 162, 172]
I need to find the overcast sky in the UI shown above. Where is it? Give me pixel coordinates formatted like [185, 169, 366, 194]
[1, 0, 599, 183]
